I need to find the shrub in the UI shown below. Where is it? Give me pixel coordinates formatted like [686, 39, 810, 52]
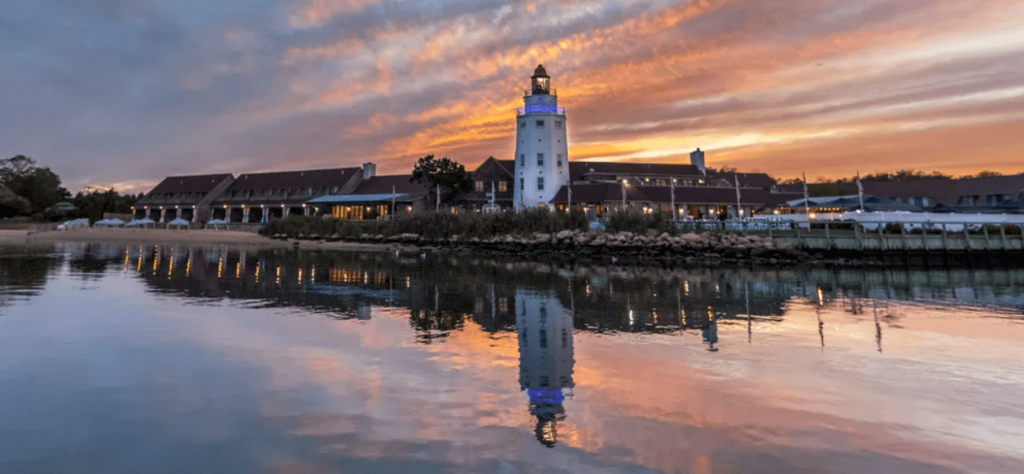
[882, 223, 904, 234]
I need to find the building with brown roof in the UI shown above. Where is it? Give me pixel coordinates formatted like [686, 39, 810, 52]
[465, 157, 515, 211]
[209, 165, 365, 223]
[550, 182, 801, 219]
[134, 174, 234, 222]
[310, 174, 429, 220]
[863, 173, 1024, 211]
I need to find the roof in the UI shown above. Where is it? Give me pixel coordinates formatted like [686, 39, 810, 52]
[862, 173, 1024, 206]
[471, 157, 515, 179]
[862, 177, 955, 205]
[951, 174, 1024, 198]
[496, 160, 515, 175]
[147, 174, 233, 194]
[352, 175, 428, 197]
[228, 167, 360, 192]
[569, 161, 704, 182]
[708, 172, 777, 189]
[309, 193, 410, 204]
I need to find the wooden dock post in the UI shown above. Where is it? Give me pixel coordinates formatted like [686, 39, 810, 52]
[824, 222, 831, 251]
[983, 224, 991, 252]
[878, 223, 886, 251]
[941, 224, 949, 253]
[921, 224, 928, 253]
[1000, 225, 1008, 251]
[854, 223, 863, 251]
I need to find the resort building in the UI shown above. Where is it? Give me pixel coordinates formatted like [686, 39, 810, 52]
[309, 174, 429, 220]
[863, 173, 1024, 212]
[134, 173, 234, 222]
[207, 166, 364, 223]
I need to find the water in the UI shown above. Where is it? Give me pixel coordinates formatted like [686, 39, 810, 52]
[1, 243, 1023, 474]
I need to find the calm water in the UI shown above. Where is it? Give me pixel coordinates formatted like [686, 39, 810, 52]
[1, 243, 1023, 474]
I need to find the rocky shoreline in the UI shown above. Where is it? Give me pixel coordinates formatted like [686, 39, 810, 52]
[271, 229, 828, 266]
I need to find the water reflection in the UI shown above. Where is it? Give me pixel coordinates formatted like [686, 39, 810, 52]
[4, 242, 1024, 471]
[517, 290, 575, 447]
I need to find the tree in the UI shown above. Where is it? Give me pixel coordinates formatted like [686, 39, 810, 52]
[410, 155, 474, 210]
[0, 155, 70, 216]
[962, 170, 1004, 179]
[73, 188, 139, 222]
[0, 186, 32, 218]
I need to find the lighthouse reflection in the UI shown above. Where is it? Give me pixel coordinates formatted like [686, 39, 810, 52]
[516, 290, 575, 447]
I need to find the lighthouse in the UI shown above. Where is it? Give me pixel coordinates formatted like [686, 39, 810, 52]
[513, 65, 569, 210]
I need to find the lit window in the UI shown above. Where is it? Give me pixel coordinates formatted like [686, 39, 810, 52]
[538, 177, 544, 191]
[536, 120, 545, 127]
[499, 181, 508, 192]
[557, 154, 563, 167]
[537, 153, 544, 166]
[474, 181, 484, 192]
[499, 298, 508, 312]
[555, 121, 562, 129]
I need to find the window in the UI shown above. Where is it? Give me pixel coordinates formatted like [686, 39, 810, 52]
[536, 120, 545, 127]
[520, 178, 524, 191]
[498, 180, 508, 192]
[557, 153, 563, 167]
[555, 121, 562, 129]
[538, 177, 544, 191]
[474, 180, 484, 192]
[519, 154, 525, 166]
[519, 121, 526, 128]
[537, 153, 544, 166]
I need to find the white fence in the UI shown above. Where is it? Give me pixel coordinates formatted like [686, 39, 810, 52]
[754, 212, 1024, 231]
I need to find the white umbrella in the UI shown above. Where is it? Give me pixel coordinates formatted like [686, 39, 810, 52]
[167, 218, 190, 229]
[205, 219, 228, 230]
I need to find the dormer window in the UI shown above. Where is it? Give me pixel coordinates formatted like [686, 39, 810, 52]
[536, 120, 545, 127]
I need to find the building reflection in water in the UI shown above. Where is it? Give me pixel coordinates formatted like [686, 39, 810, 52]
[47, 243, 1024, 447]
[516, 290, 574, 448]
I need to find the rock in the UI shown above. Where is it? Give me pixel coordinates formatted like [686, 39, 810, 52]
[556, 230, 574, 241]
[680, 233, 701, 244]
[297, 233, 305, 239]
[645, 229, 659, 238]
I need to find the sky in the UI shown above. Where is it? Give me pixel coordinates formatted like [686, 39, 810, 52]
[2, 0, 1023, 194]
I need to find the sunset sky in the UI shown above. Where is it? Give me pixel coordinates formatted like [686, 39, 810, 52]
[3, 0, 1023, 193]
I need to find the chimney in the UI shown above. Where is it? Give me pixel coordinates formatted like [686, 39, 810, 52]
[690, 148, 706, 175]
[362, 162, 376, 179]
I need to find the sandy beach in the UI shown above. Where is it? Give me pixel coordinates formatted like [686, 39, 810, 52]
[14, 228, 392, 252]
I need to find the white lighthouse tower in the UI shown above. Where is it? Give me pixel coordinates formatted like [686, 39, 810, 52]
[513, 65, 569, 210]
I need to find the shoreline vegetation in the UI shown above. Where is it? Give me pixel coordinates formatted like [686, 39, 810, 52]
[7, 211, 1022, 268]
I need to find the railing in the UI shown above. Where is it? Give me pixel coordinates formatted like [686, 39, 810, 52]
[516, 106, 566, 116]
[771, 221, 1024, 253]
[524, 89, 557, 97]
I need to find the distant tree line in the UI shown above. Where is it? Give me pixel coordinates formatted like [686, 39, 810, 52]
[0, 155, 140, 221]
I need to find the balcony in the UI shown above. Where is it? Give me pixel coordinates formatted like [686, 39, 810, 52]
[524, 88, 557, 97]
[517, 105, 566, 116]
